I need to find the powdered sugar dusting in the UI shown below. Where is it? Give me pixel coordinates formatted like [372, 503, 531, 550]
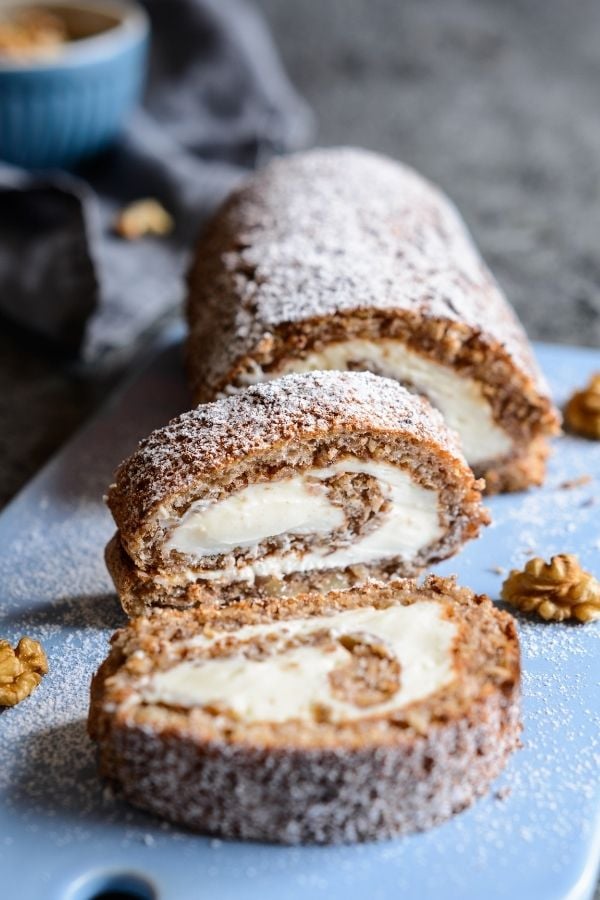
[187, 147, 546, 398]
[109, 369, 466, 536]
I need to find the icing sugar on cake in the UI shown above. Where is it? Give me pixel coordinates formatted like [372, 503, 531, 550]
[109, 370, 462, 523]
[188, 147, 538, 383]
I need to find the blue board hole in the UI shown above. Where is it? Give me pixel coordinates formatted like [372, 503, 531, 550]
[65, 871, 157, 900]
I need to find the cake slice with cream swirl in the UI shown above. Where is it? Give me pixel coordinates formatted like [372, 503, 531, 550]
[105, 371, 488, 615]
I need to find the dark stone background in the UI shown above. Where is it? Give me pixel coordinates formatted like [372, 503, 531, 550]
[1, 0, 599, 507]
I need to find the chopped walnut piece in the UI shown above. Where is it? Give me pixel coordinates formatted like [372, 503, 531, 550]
[114, 199, 174, 241]
[564, 374, 600, 439]
[402, 708, 430, 735]
[501, 554, 600, 623]
[310, 701, 334, 723]
[0, 637, 48, 707]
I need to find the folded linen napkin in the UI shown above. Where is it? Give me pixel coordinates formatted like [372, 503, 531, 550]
[0, 0, 312, 365]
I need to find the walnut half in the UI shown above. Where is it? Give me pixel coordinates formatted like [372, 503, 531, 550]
[501, 554, 600, 623]
[564, 373, 600, 439]
[114, 199, 174, 241]
[0, 637, 48, 706]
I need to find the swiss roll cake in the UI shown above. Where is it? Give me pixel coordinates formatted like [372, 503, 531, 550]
[88, 577, 521, 843]
[186, 147, 560, 493]
[105, 371, 488, 616]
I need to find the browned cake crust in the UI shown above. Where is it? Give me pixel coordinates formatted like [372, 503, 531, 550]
[185, 147, 559, 492]
[88, 576, 521, 844]
[105, 371, 488, 614]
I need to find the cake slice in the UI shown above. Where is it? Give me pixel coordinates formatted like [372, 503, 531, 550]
[88, 576, 521, 844]
[186, 147, 560, 492]
[105, 371, 488, 616]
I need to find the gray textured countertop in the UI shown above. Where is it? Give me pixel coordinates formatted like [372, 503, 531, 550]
[1, 0, 599, 507]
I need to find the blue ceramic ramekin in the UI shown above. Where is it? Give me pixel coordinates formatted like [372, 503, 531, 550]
[0, 1, 149, 169]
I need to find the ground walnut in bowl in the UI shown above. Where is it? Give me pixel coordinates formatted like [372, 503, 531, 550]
[0, 7, 69, 60]
[0, 1, 149, 168]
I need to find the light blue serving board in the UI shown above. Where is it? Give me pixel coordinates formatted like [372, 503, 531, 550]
[1, 332, 599, 900]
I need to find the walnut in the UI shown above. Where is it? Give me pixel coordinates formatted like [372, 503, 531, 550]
[114, 199, 174, 241]
[0, 9, 66, 60]
[0, 637, 48, 706]
[564, 374, 600, 439]
[501, 554, 600, 623]
[402, 708, 431, 735]
[310, 701, 334, 723]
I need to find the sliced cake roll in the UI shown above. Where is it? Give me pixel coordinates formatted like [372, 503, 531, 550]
[186, 147, 559, 492]
[105, 371, 488, 616]
[89, 576, 521, 843]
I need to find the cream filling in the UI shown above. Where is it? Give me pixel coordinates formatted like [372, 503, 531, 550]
[160, 458, 443, 586]
[239, 339, 512, 466]
[164, 477, 345, 557]
[141, 602, 457, 723]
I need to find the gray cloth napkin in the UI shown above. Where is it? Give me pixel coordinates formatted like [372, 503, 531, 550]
[0, 0, 313, 366]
